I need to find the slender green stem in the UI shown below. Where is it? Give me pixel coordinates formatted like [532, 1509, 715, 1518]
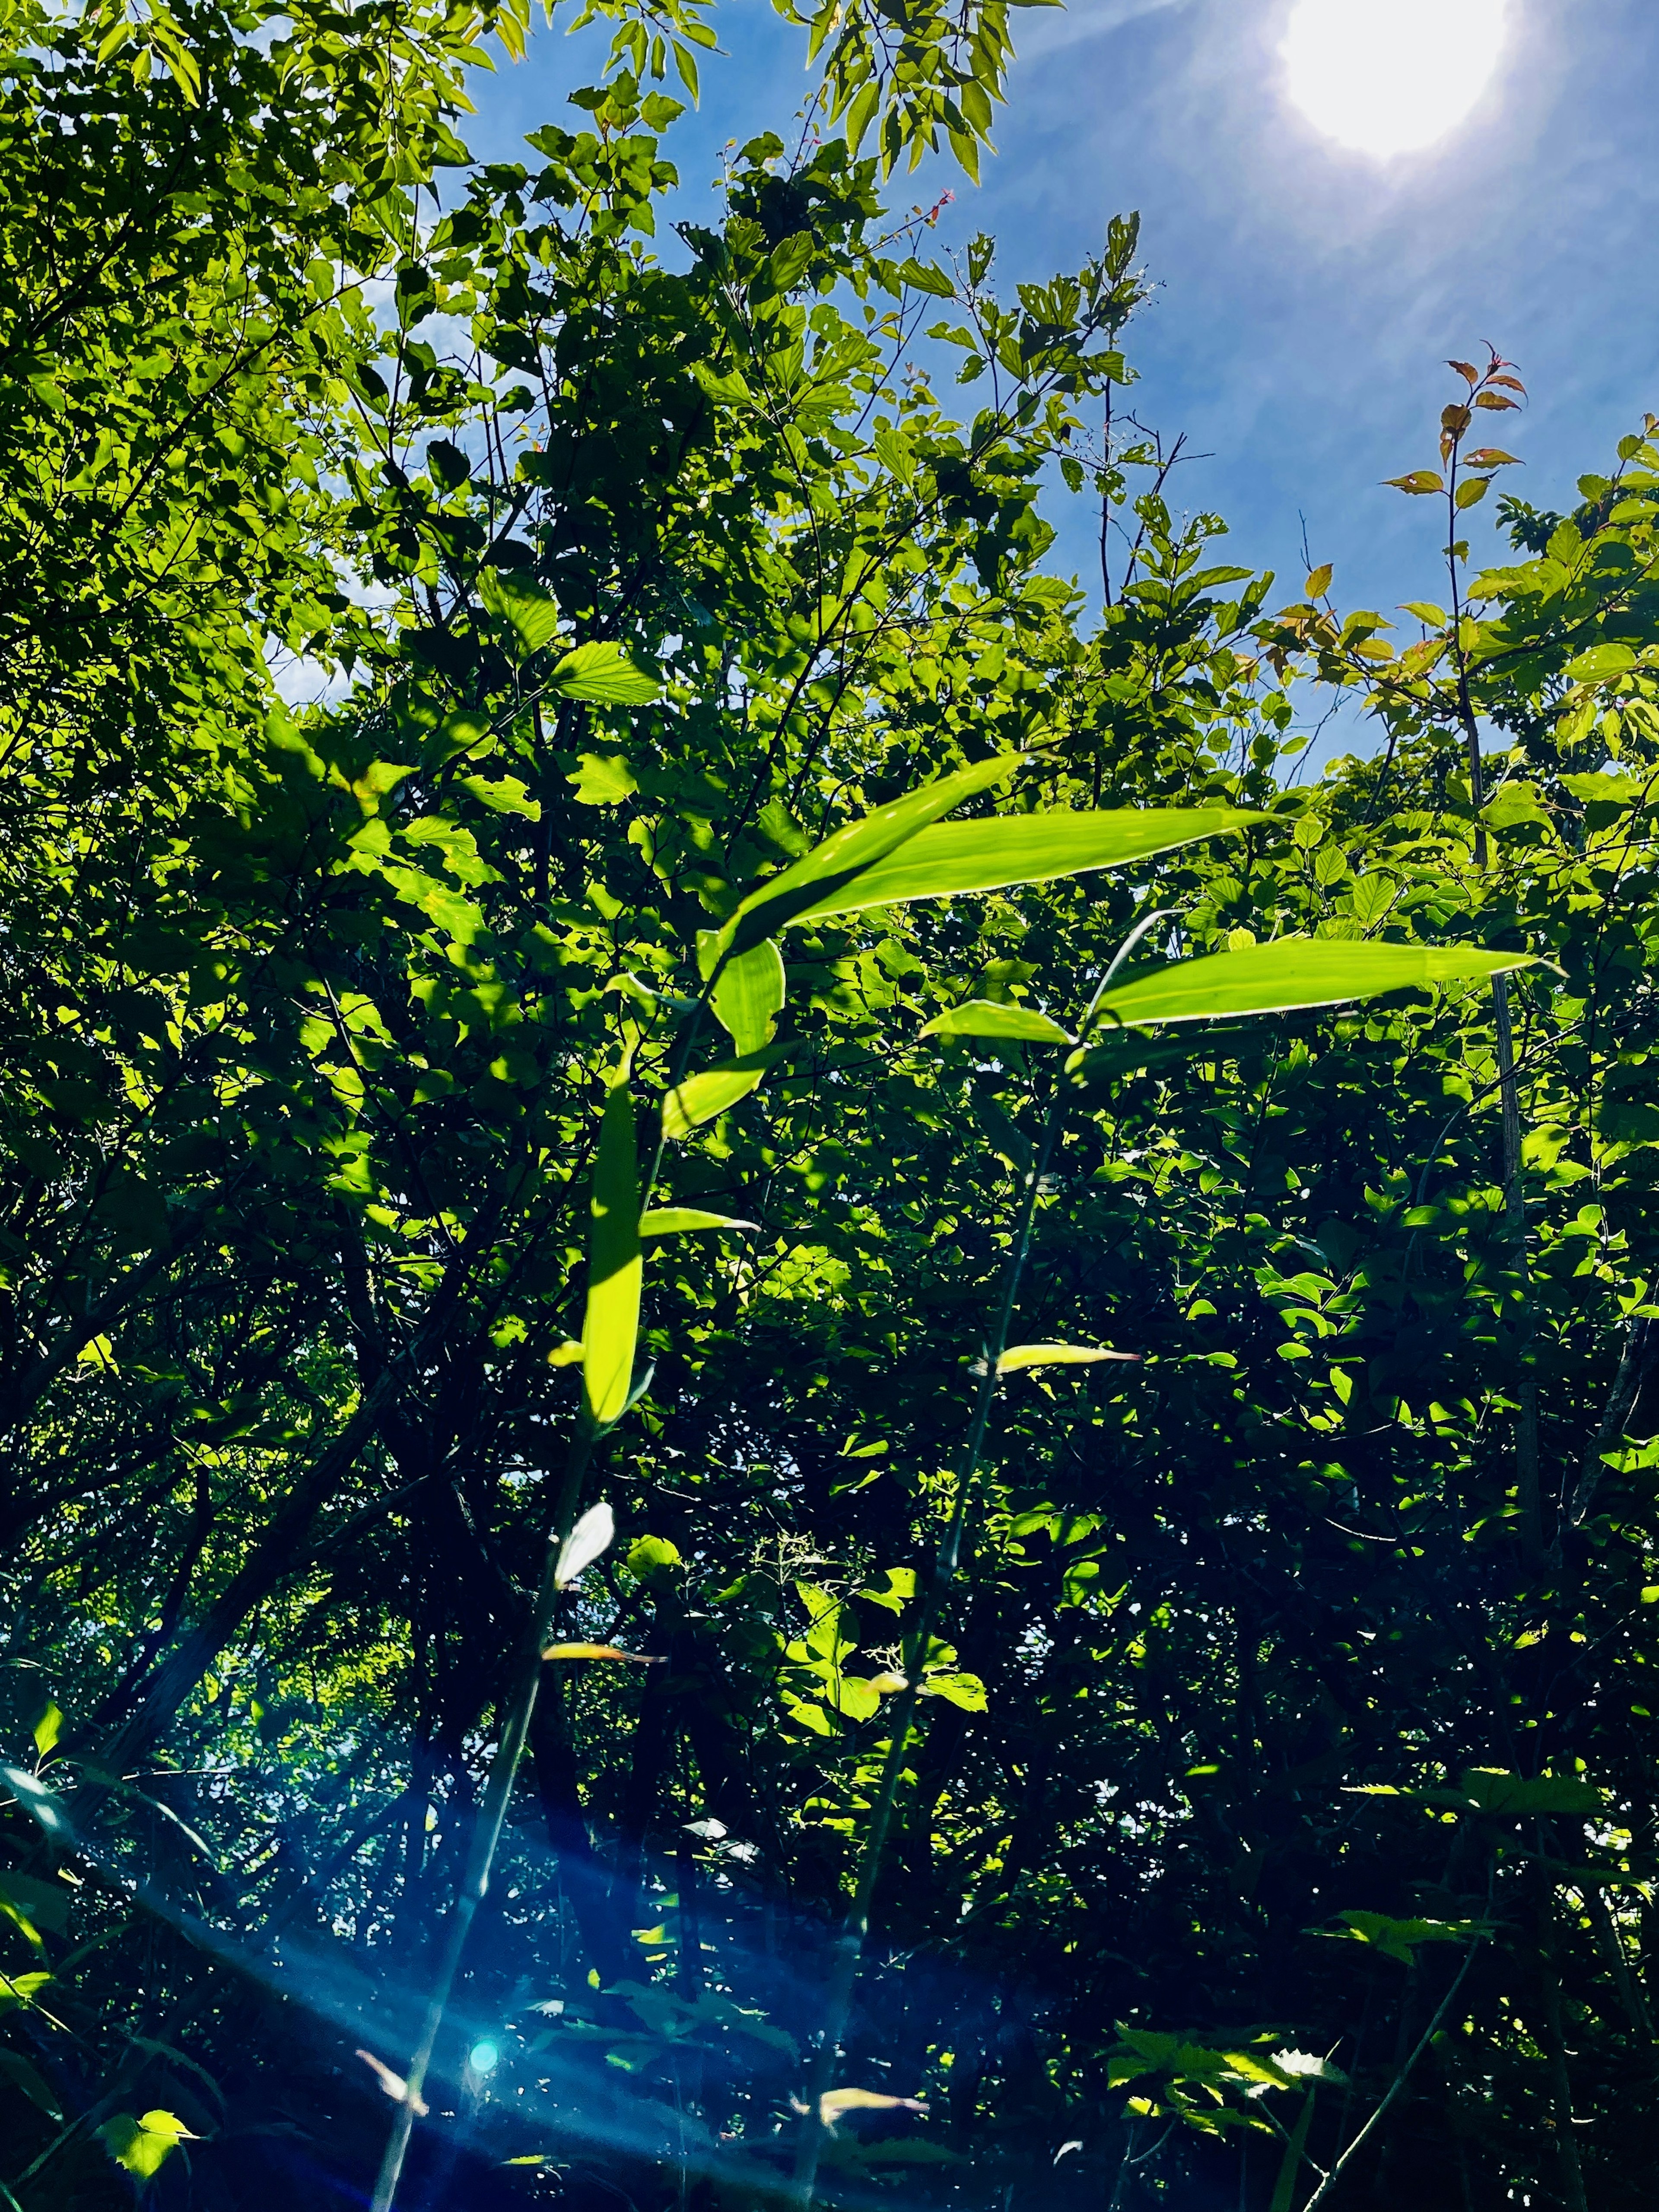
[369, 1423, 597, 2212]
[785, 910, 1168, 2209]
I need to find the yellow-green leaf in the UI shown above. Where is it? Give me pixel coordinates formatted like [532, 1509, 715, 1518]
[580, 1085, 642, 1431]
[712, 939, 785, 1054]
[807, 808, 1266, 921]
[922, 1000, 1073, 1044]
[996, 1342, 1137, 1373]
[661, 1045, 788, 1141]
[1096, 940, 1536, 1027]
[551, 642, 662, 705]
[638, 1208, 758, 1237]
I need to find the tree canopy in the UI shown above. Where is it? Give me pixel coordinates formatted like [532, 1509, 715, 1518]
[2, 5, 1658, 2210]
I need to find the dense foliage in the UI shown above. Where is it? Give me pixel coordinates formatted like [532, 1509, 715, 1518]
[2, 3, 1658, 2209]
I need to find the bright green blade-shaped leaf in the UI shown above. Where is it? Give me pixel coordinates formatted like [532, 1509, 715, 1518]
[713, 939, 785, 1054]
[552, 641, 663, 705]
[810, 807, 1268, 920]
[580, 1085, 642, 1431]
[725, 754, 1021, 954]
[922, 1001, 1074, 1044]
[541, 1641, 662, 1663]
[639, 1207, 758, 1238]
[1097, 939, 1537, 1027]
[661, 1044, 789, 1141]
[996, 1342, 1137, 1373]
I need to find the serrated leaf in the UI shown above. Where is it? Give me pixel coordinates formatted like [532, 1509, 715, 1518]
[478, 566, 562, 654]
[569, 752, 638, 804]
[1096, 939, 1537, 1026]
[551, 642, 662, 705]
[922, 1000, 1074, 1044]
[1383, 470, 1443, 495]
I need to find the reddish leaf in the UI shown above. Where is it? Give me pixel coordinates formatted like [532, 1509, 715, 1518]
[1465, 448, 1522, 468]
[1447, 359, 1480, 384]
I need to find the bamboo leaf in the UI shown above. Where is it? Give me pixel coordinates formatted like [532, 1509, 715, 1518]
[725, 755, 1022, 954]
[638, 1208, 758, 1237]
[922, 1001, 1074, 1044]
[580, 1085, 641, 1431]
[995, 1342, 1137, 1372]
[541, 1641, 662, 1663]
[555, 1501, 616, 1589]
[807, 807, 1268, 920]
[1096, 940, 1536, 1026]
[661, 1044, 789, 1141]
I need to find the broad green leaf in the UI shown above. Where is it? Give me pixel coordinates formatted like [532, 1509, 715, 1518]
[1330, 1911, 1481, 1964]
[551, 642, 663, 705]
[919, 1669, 988, 1711]
[713, 939, 785, 1054]
[807, 807, 1268, 920]
[99, 2110, 194, 2180]
[1096, 939, 1536, 1026]
[661, 1045, 789, 1141]
[725, 755, 1021, 954]
[459, 773, 540, 818]
[922, 1001, 1074, 1044]
[638, 1207, 758, 1237]
[569, 753, 639, 805]
[1069, 1023, 1256, 1084]
[31, 1699, 61, 1756]
[996, 1342, 1136, 1373]
[1565, 643, 1639, 682]
[478, 566, 562, 654]
[556, 1501, 616, 1589]
[580, 1085, 642, 1431]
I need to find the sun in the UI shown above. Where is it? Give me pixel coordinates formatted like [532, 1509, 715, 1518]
[1283, 0, 1509, 160]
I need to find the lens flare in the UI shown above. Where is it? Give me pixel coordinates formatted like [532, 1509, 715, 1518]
[1283, 0, 1508, 159]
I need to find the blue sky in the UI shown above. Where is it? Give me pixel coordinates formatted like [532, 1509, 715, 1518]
[471, 0, 1658, 741]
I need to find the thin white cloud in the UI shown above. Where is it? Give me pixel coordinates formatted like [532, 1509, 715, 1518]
[1011, 0, 1195, 63]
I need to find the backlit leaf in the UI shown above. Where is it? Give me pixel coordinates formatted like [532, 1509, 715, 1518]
[1096, 939, 1536, 1026]
[713, 939, 785, 1055]
[996, 1342, 1137, 1372]
[552, 641, 662, 705]
[638, 1207, 758, 1237]
[555, 1501, 616, 1589]
[541, 1641, 661, 1663]
[807, 807, 1267, 920]
[922, 1001, 1074, 1044]
[661, 1045, 789, 1140]
[580, 1085, 641, 1431]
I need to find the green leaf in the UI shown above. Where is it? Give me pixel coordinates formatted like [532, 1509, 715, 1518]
[1566, 643, 1639, 682]
[661, 1045, 789, 1140]
[0, 2047, 62, 2119]
[995, 1342, 1136, 1373]
[459, 774, 540, 818]
[569, 752, 639, 805]
[807, 807, 1267, 920]
[921, 1000, 1074, 1044]
[99, 2109, 194, 2179]
[1328, 1911, 1481, 1965]
[31, 1699, 61, 1757]
[725, 755, 1023, 954]
[1458, 1768, 1604, 1815]
[919, 1669, 988, 1711]
[580, 1084, 642, 1432]
[713, 939, 785, 1055]
[638, 1208, 758, 1237]
[551, 642, 663, 705]
[478, 566, 562, 654]
[1096, 939, 1537, 1026]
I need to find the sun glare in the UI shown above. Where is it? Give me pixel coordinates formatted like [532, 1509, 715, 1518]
[1284, 0, 1509, 159]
